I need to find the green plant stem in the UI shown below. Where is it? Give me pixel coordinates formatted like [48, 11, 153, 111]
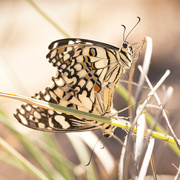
[27, 0, 70, 38]
[0, 137, 49, 180]
[0, 91, 180, 155]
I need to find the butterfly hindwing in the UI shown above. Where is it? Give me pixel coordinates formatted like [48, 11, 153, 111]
[14, 71, 103, 132]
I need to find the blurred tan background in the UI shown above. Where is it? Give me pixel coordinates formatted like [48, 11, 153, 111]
[0, 0, 180, 179]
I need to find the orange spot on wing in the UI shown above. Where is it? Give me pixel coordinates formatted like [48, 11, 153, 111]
[58, 48, 65, 54]
[65, 60, 71, 65]
[94, 82, 101, 92]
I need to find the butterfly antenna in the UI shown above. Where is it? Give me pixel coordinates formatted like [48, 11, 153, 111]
[121, 25, 126, 42]
[85, 135, 104, 166]
[124, 16, 141, 41]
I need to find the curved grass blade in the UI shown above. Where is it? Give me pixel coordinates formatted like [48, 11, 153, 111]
[0, 137, 49, 180]
[27, 0, 70, 38]
[0, 91, 179, 151]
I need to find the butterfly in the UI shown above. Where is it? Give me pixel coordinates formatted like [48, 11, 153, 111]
[14, 18, 140, 138]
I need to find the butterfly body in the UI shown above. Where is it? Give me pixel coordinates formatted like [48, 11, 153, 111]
[14, 38, 133, 138]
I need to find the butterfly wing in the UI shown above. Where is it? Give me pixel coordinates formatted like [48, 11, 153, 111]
[14, 71, 103, 132]
[46, 38, 122, 92]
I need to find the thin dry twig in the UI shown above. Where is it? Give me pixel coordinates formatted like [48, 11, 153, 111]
[139, 66, 180, 150]
[122, 68, 170, 179]
[130, 68, 170, 134]
[138, 137, 155, 180]
[128, 38, 146, 117]
[150, 155, 157, 180]
[118, 137, 128, 180]
[132, 36, 153, 121]
[135, 114, 147, 164]
[174, 164, 180, 180]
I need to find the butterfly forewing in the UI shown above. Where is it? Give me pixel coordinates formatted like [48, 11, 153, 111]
[14, 38, 134, 137]
[47, 39, 120, 89]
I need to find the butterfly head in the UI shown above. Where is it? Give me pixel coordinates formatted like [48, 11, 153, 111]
[119, 17, 141, 68]
[119, 41, 133, 68]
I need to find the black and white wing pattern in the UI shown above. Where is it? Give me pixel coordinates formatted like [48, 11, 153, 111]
[14, 38, 134, 138]
[14, 71, 102, 133]
[46, 38, 133, 91]
[46, 38, 133, 113]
